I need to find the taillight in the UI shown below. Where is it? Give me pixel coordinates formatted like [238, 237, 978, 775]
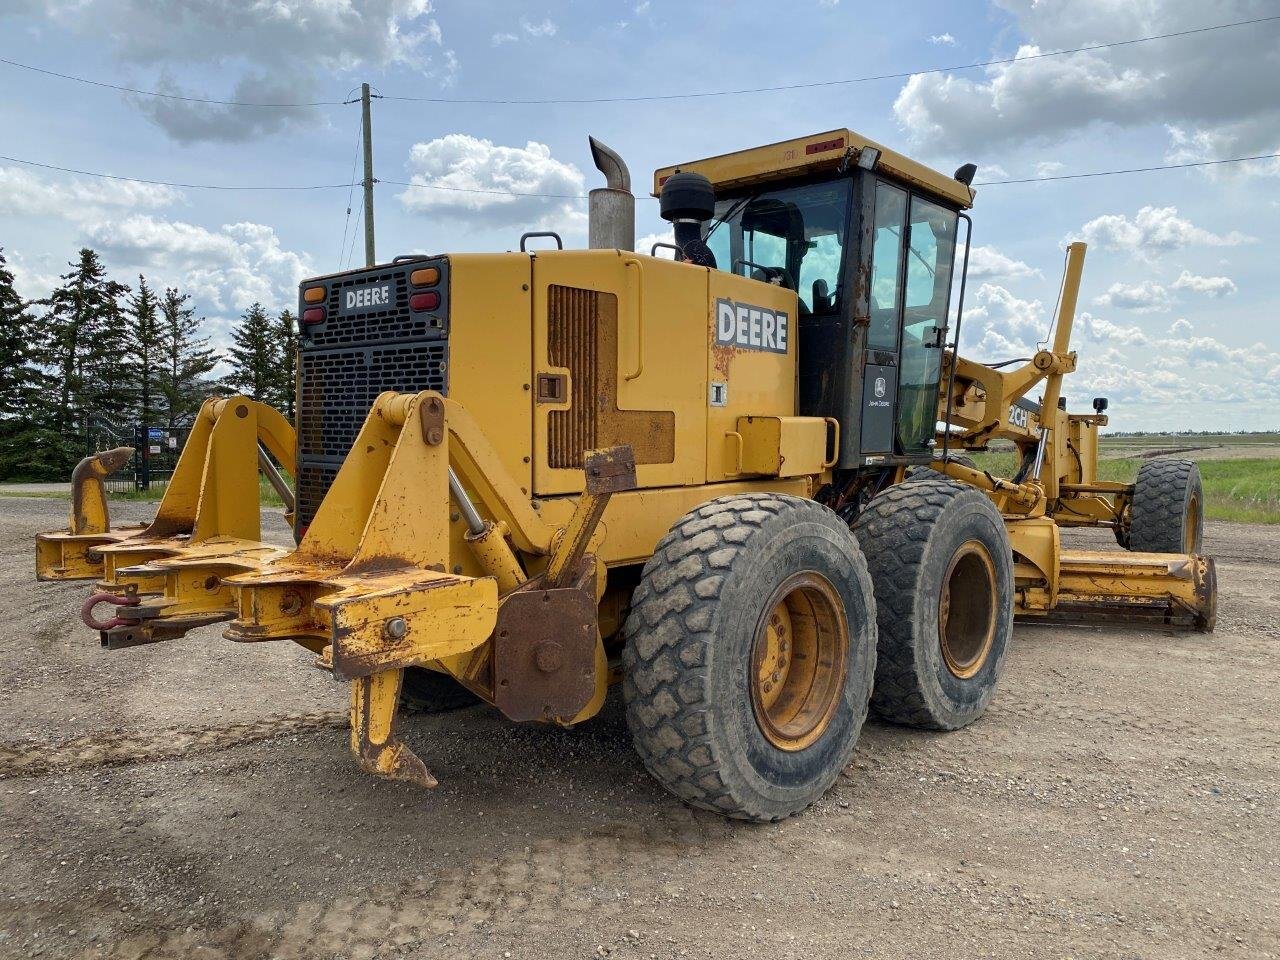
[410, 291, 440, 312]
[302, 306, 326, 324]
[410, 267, 439, 286]
[302, 286, 326, 304]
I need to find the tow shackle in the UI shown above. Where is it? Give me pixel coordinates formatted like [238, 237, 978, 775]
[80, 592, 141, 632]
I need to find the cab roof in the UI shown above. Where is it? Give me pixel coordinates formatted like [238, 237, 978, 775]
[652, 128, 975, 209]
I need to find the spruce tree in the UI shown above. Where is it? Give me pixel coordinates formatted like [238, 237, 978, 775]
[125, 275, 163, 427]
[224, 302, 279, 402]
[274, 308, 298, 419]
[157, 287, 218, 427]
[0, 247, 63, 480]
[0, 247, 40, 420]
[40, 248, 131, 437]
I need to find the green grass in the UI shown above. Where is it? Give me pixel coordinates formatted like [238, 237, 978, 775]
[967, 452, 1280, 524]
[106, 473, 287, 507]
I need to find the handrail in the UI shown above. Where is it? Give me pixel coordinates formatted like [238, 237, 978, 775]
[622, 258, 645, 381]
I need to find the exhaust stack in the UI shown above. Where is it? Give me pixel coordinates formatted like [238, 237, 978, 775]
[587, 137, 634, 251]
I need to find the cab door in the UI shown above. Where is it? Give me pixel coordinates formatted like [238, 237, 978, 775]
[860, 181, 958, 457]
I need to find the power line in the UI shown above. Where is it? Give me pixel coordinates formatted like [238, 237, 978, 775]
[4, 150, 1277, 200]
[976, 152, 1280, 185]
[0, 56, 351, 107]
[0, 155, 350, 191]
[372, 15, 1280, 105]
[3, 15, 1277, 110]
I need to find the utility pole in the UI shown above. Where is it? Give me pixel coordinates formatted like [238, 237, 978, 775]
[361, 82, 376, 267]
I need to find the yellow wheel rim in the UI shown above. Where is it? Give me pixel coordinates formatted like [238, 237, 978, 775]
[749, 572, 848, 752]
[938, 540, 997, 680]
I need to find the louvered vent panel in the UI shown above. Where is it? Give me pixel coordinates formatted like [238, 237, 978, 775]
[547, 285, 599, 469]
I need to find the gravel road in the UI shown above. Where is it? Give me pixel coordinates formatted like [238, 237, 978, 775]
[0, 495, 1276, 960]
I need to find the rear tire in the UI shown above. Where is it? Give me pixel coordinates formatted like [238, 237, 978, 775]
[622, 494, 877, 822]
[401, 667, 480, 714]
[851, 477, 1013, 731]
[1128, 458, 1204, 553]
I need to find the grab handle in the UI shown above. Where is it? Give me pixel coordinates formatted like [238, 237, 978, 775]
[622, 258, 645, 382]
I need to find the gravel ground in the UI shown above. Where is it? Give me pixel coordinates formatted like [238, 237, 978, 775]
[0, 495, 1276, 960]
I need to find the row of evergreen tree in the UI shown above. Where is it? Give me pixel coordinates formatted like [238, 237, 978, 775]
[0, 246, 298, 481]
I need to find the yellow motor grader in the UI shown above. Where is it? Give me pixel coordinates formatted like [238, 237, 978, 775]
[35, 129, 1214, 821]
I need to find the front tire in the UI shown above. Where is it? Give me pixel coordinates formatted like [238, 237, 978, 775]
[851, 477, 1013, 731]
[1128, 458, 1204, 553]
[622, 495, 877, 822]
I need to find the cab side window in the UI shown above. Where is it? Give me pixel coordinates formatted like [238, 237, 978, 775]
[867, 182, 907, 351]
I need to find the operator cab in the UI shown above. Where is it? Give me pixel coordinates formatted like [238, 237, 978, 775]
[655, 130, 974, 471]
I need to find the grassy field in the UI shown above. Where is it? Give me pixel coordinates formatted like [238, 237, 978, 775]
[107, 473, 287, 508]
[968, 450, 1280, 524]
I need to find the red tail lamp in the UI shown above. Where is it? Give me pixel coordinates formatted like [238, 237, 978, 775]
[302, 306, 326, 324]
[410, 291, 440, 312]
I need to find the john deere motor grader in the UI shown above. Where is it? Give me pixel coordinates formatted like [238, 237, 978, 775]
[36, 129, 1215, 821]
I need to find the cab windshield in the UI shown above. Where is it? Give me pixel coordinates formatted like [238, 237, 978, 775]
[703, 180, 852, 315]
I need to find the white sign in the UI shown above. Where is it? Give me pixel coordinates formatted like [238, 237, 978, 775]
[715, 298, 789, 355]
[343, 284, 391, 312]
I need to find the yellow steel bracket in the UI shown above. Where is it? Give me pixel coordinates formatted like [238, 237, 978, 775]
[35, 447, 139, 580]
[221, 392, 506, 787]
[38, 397, 297, 650]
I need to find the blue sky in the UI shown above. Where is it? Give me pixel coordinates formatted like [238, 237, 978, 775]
[1, 0, 1277, 431]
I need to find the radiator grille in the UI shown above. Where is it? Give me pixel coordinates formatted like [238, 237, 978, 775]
[295, 462, 340, 527]
[547, 285, 600, 469]
[298, 342, 448, 460]
[294, 258, 449, 533]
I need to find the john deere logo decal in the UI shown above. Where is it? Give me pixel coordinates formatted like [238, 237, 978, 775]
[874, 377, 887, 398]
[715, 298, 789, 354]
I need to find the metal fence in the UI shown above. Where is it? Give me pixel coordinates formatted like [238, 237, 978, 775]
[84, 414, 190, 494]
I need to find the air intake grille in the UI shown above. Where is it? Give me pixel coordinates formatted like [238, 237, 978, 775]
[547, 285, 600, 469]
[299, 342, 447, 460]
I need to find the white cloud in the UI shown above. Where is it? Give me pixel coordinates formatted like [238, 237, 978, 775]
[1080, 312, 1148, 345]
[20, 0, 454, 142]
[1035, 161, 1065, 178]
[519, 16, 557, 37]
[1170, 270, 1237, 298]
[396, 134, 587, 235]
[82, 216, 312, 331]
[1074, 206, 1253, 259]
[1165, 124, 1280, 180]
[927, 33, 956, 46]
[960, 283, 1048, 358]
[493, 16, 558, 45]
[0, 167, 182, 219]
[1168, 318, 1193, 338]
[638, 229, 676, 258]
[966, 244, 1040, 280]
[1092, 280, 1171, 314]
[892, 1, 1280, 158]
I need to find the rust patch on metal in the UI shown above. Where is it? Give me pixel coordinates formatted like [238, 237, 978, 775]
[420, 395, 445, 446]
[492, 559, 598, 723]
[583, 445, 637, 495]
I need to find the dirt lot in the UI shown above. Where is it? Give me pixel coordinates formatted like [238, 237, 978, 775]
[0, 496, 1276, 960]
